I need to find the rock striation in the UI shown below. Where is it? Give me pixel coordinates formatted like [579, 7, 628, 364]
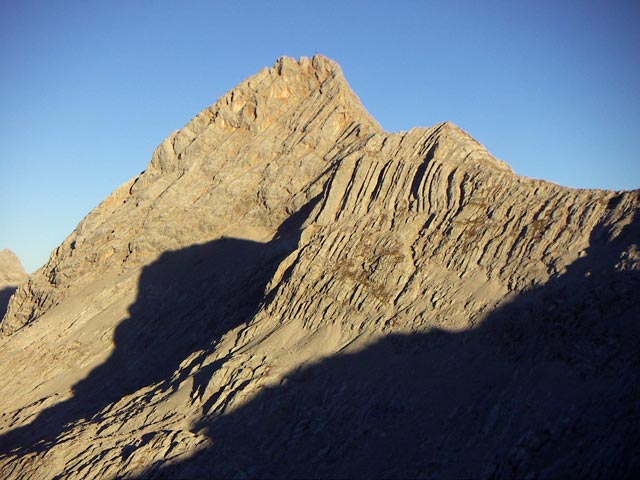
[0, 55, 638, 479]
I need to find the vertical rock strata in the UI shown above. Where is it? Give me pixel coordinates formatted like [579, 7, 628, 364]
[0, 56, 638, 479]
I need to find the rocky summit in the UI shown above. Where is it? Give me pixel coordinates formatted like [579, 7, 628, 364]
[0, 55, 638, 479]
[0, 249, 27, 319]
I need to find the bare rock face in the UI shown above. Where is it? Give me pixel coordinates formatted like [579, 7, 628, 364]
[0, 249, 27, 319]
[0, 249, 26, 285]
[0, 55, 379, 337]
[0, 56, 638, 479]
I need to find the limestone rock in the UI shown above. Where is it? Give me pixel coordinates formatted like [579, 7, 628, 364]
[0, 56, 638, 479]
[0, 55, 379, 337]
[0, 249, 27, 319]
[0, 249, 26, 285]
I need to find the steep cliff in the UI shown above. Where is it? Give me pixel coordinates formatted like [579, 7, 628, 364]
[0, 55, 638, 479]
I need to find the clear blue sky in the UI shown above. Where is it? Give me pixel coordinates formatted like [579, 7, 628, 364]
[1, 0, 639, 273]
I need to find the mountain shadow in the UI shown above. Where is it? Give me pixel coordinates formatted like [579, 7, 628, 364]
[0, 198, 319, 457]
[144, 209, 640, 478]
[0, 287, 17, 320]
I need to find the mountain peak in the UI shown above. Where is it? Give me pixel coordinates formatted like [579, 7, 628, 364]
[0, 249, 26, 286]
[0, 249, 26, 320]
[0, 56, 638, 478]
[146, 54, 380, 176]
[273, 54, 343, 77]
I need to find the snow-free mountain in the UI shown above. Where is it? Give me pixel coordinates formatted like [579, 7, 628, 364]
[1, 56, 638, 478]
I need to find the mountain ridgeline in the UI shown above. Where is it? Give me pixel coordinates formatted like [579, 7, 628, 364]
[0, 55, 638, 479]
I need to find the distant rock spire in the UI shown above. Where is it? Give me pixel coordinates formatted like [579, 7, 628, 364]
[0, 249, 26, 287]
[0, 248, 27, 319]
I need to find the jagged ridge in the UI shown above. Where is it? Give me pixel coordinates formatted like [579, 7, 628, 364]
[0, 55, 638, 479]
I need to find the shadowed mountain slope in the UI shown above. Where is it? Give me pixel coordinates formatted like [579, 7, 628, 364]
[0, 56, 638, 479]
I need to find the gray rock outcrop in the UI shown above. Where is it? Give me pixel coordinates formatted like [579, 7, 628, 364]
[0, 56, 638, 479]
[0, 249, 27, 319]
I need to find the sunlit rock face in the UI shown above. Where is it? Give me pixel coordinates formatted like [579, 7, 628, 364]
[0, 249, 27, 319]
[0, 56, 638, 479]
